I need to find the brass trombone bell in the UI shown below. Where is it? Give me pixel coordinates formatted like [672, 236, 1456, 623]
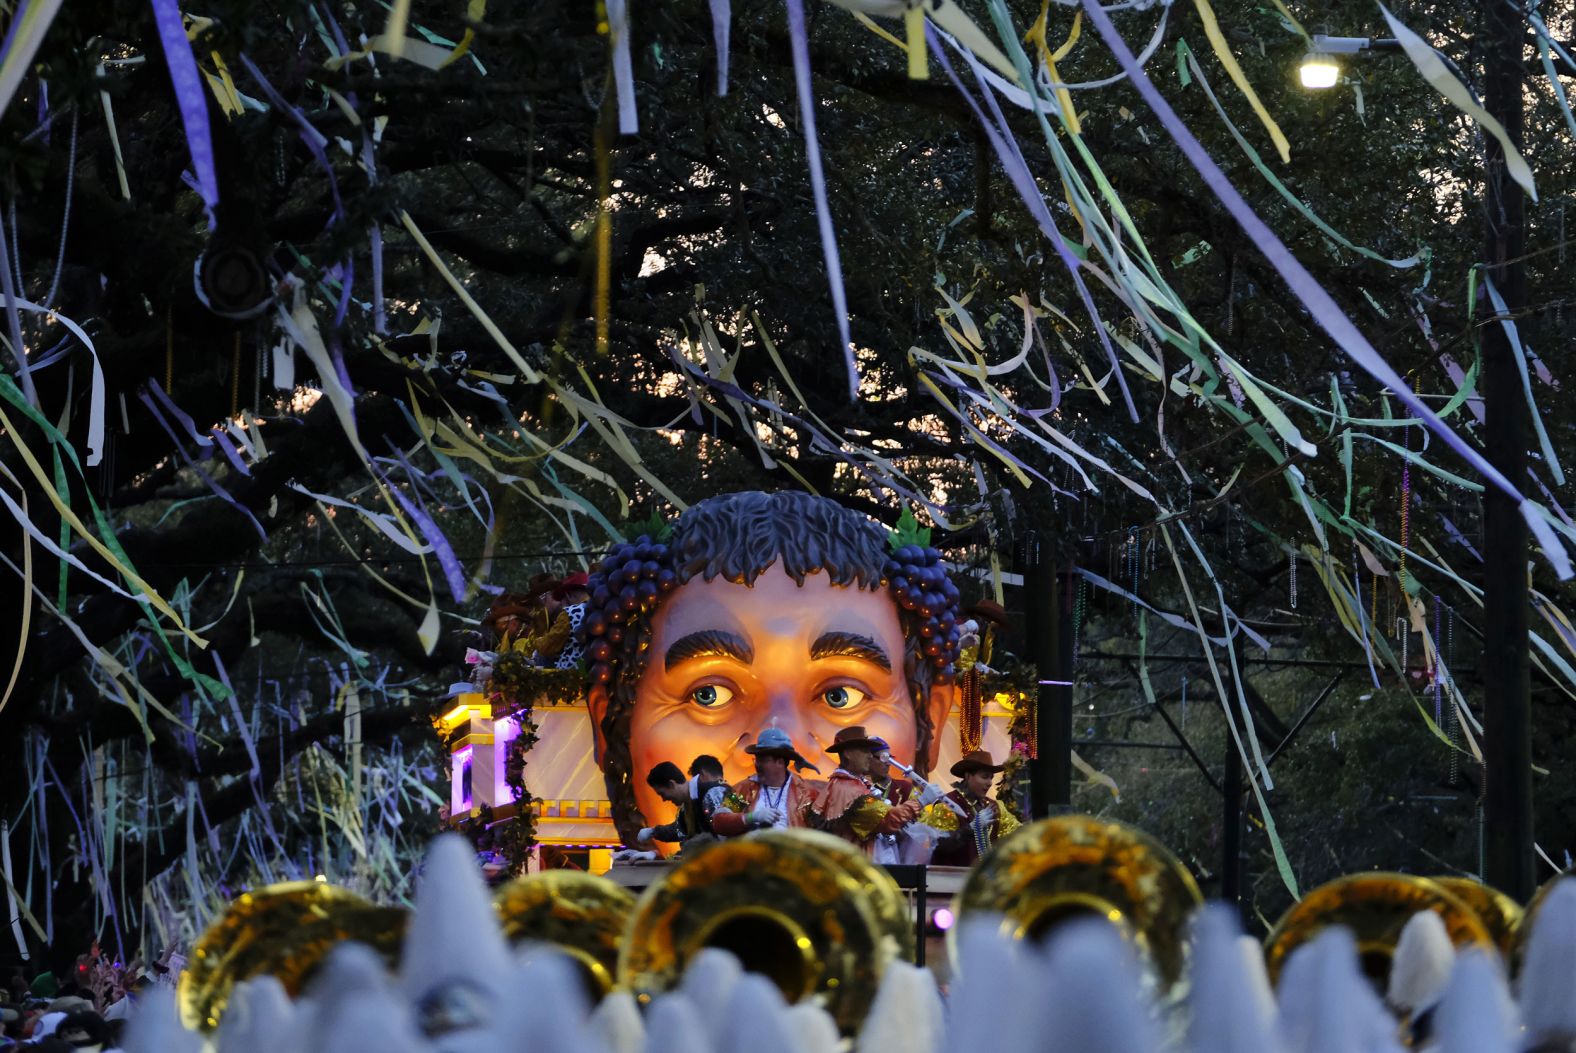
[1263, 873, 1491, 988]
[493, 871, 636, 999]
[1432, 876, 1522, 960]
[951, 814, 1204, 994]
[618, 829, 911, 1034]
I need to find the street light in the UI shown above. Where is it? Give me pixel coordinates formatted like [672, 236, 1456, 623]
[1297, 34, 1402, 90]
[1298, 54, 1340, 89]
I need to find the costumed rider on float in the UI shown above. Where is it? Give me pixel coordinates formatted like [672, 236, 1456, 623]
[636, 756, 730, 853]
[712, 727, 825, 834]
[808, 726, 946, 857]
[922, 749, 1021, 866]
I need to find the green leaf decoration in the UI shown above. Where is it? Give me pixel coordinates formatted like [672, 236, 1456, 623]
[887, 506, 932, 551]
[624, 510, 673, 543]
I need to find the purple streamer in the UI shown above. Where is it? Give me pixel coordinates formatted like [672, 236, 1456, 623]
[709, 0, 732, 96]
[606, 0, 639, 134]
[209, 426, 251, 477]
[1079, 0, 1572, 579]
[930, 30, 1138, 422]
[370, 223, 386, 334]
[785, 0, 858, 400]
[0, 202, 35, 406]
[150, 0, 220, 227]
[148, 379, 214, 448]
[380, 466, 469, 603]
[238, 53, 344, 225]
[333, 256, 354, 327]
[138, 387, 267, 539]
[36, 79, 48, 145]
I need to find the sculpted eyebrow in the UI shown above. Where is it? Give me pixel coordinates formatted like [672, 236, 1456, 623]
[809, 631, 891, 671]
[664, 630, 754, 671]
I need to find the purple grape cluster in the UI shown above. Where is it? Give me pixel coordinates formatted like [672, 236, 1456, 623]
[582, 535, 677, 686]
[883, 545, 963, 682]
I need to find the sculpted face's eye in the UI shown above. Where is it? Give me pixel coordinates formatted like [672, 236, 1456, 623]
[821, 686, 868, 710]
[689, 684, 734, 708]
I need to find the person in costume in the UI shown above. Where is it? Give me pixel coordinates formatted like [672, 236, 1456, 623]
[808, 726, 943, 855]
[712, 727, 825, 835]
[635, 756, 730, 847]
[531, 572, 591, 668]
[866, 736, 915, 863]
[581, 491, 964, 850]
[925, 750, 1021, 866]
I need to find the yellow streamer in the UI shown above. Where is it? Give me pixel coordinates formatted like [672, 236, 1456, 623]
[0, 476, 29, 717]
[0, 415, 205, 647]
[1191, 0, 1291, 163]
[905, 4, 928, 79]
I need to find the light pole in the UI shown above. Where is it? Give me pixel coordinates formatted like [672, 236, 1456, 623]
[1295, 26, 1535, 899]
[1297, 35, 1402, 89]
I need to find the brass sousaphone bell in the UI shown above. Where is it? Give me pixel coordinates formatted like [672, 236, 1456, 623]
[951, 814, 1204, 994]
[1432, 876, 1522, 960]
[178, 871, 635, 1033]
[1262, 872, 1492, 989]
[619, 828, 911, 1034]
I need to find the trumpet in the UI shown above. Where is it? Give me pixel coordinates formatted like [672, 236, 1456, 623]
[882, 756, 969, 818]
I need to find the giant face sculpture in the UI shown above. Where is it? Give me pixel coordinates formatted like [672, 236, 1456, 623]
[582, 492, 963, 843]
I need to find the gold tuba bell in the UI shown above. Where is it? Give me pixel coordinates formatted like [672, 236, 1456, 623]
[1262, 872, 1492, 989]
[1432, 876, 1522, 961]
[180, 870, 636, 1032]
[178, 881, 407, 1033]
[618, 828, 911, 1034]
[950, 814, 1204, 995]
[493, 870, 636, 999]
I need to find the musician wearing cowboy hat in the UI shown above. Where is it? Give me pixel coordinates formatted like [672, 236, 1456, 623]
[925, 749, 1021, 866]
[808, 726, 944, 855]
[711, 728, 826, 835]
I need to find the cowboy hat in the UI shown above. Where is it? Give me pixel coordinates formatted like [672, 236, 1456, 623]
[744, 728, 820, 772]
[950, 749, 1005, 777]
[826, 725, 883, 754]
[966, 599, 1010, 627]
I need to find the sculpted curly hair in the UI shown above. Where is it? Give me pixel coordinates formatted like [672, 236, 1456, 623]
[581, 491, 963, 840]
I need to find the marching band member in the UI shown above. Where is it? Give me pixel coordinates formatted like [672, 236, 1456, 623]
[712, 728, 825, 834]
[924, 750, 1021, 866]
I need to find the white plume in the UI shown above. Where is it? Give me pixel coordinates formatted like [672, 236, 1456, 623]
[1519, 878, 1576, 1042]
[947, 916, 1031, 1049]
[1386, 910, 1455, 1015]
[215, 976, 299, 1053]
[1026, 918, 1163, 1053]
[641, 992, 714, 1053]
[121, 986, 204, 1053]
[860, 961, 944, 1053]
[1433, 950, 1518, 1053]
[591, 991, 647, 1053]
[717, 973, 798, 1053]
[399, 834, 515, 1009]
[1276, 928, 1401, 1053]
[785, 1003, 842, 1053]
[1186, 906, 1284, 1053]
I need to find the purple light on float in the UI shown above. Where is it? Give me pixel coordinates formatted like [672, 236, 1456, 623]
[931, 908, 955, 932]
[453, 745, 474, 813]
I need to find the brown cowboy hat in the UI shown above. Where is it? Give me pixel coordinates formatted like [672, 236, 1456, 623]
[967, 599, 1010, 627]
[825, 725, 883, 754]
[951, 749, 1005, 777]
